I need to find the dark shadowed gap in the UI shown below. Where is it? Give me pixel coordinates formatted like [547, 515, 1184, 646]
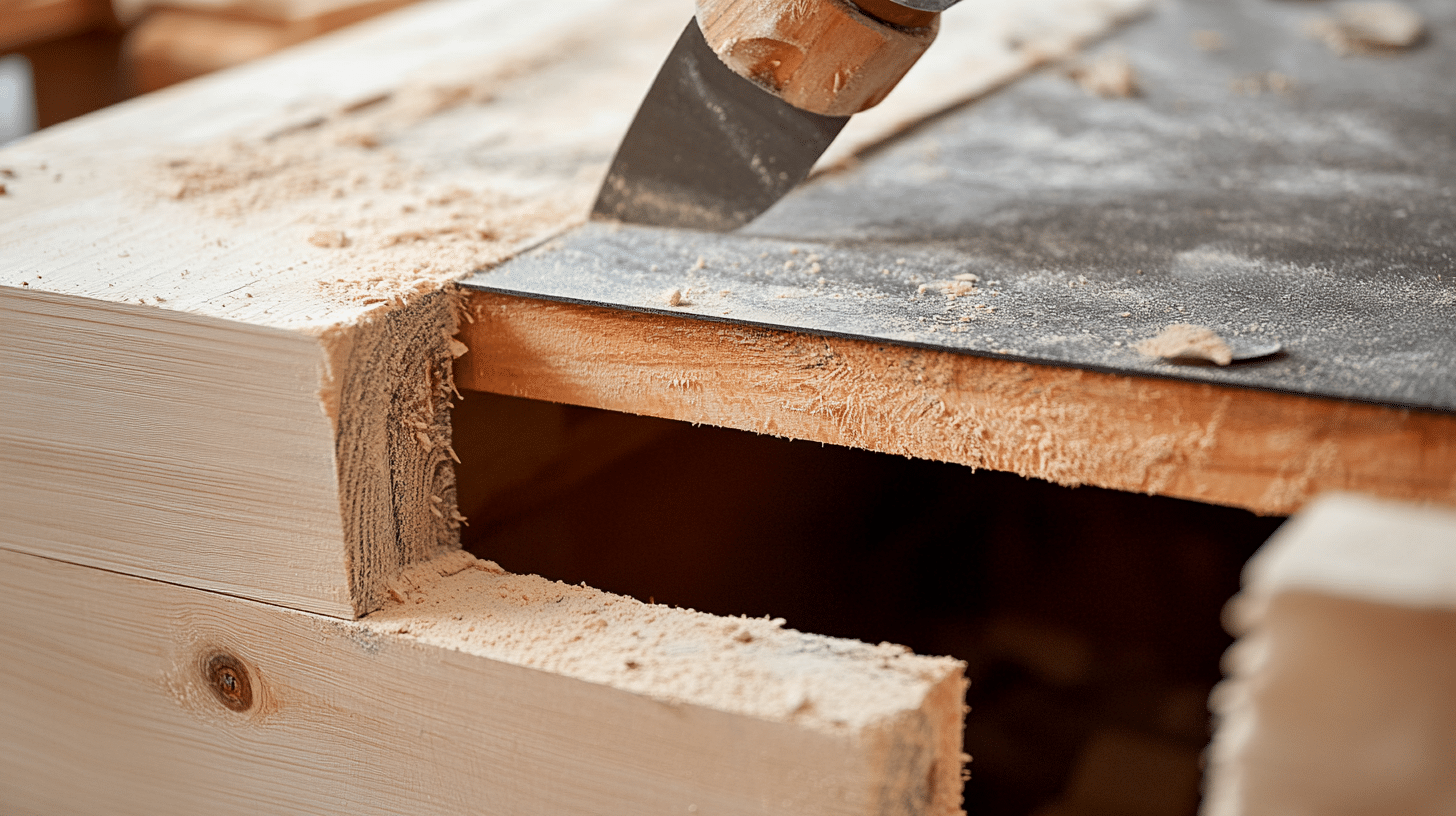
[454, 390, 1283, 816]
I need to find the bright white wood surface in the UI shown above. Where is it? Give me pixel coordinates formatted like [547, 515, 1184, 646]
[0, 547, 967, 816]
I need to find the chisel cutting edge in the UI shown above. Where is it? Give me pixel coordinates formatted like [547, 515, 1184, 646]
[593, 0, 960, 231]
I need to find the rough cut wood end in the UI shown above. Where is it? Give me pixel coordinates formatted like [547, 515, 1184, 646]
[375, 550, 971, 814]
[0, 283, 465, 618]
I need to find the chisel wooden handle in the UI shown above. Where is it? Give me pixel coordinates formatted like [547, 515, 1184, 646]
[695, 0, 939, 117]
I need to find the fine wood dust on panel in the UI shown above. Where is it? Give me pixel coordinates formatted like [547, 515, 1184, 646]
[817, 0, 1154, 171]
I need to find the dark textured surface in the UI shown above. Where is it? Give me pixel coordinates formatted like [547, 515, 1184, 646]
[467, 0, 1456, 412]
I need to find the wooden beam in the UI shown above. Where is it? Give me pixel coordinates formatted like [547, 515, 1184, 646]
[1205, 494, 1456, 815]
[455, 291, 1456, 517]
[0, 547, 968, 815]
[0, 285, 460, 618]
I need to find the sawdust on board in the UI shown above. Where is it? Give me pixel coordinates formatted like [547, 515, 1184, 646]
[1067, 50, 1139, 98]
[1191, 29, 1226, 52]
[1230, 71, 1295, 96]
[366, 550, 966, 736]
[1136, 323, 1233, 366]
[149, 27, 619, 319]
[89, 0, 1159, 324]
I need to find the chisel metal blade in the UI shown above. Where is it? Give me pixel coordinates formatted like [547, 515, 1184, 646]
[591, 19, 849, 232]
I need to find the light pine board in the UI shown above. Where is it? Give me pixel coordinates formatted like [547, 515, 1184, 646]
[0, 0, 664, 617]
[0, 547, 967, 816]
[0, 283, 461, 618]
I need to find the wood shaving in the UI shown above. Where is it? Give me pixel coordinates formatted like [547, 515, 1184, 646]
[935, 280, 978, 298]
[1231, 71, 1295, 96]
[1192, 29, 1226, 52]
[308, 229, 348, 248]
[1307, 1, 1426, 55]
[1068, 50, 1139, 98]
[1136, 323, 1233, 366]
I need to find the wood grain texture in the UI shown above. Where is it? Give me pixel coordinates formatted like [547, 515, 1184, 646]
[0, 285, 463, 618]
[0, 547, 967, 816]
[456, 291, 1456, 516]
[0, 0, 661, 617]
[111, 0, 409, 25]
[123, 0, 417, 92]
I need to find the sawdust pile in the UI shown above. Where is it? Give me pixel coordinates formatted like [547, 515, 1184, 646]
[1231, 71, 1296, 96]
[147, 23, 631, 322]
[1068, 50, 1139, 98]
[156, 79, 589, 310]
[1307, 1, 1426, 55]
[366, 550, 963, 734]
[1136, 323, 1233, 365]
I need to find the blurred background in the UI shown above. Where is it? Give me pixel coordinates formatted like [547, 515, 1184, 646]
[0, 0, 416, 142]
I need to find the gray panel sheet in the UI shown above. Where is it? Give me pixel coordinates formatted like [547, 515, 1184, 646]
[464, 0, 1456, 413]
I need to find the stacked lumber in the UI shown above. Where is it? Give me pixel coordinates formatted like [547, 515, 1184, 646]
[1205, 494, 1456, 815]
[0, 546, 968, 814]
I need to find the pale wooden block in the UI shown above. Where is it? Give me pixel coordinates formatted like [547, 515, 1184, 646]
[0, 0, 671, 617]
[1205, 493, 1456, 816]
[0, 547, 968, 815]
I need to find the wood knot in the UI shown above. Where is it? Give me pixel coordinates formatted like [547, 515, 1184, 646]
[205, 652, 255, 712]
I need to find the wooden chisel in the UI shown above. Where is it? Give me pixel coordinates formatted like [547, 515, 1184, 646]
[592, 0, 960, 231]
